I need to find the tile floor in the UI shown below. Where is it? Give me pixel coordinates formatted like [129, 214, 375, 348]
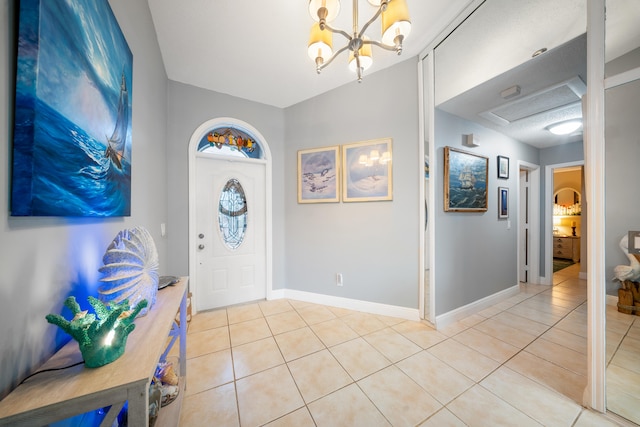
[606, 282, 640, 424]
[174, 264, 632, 426]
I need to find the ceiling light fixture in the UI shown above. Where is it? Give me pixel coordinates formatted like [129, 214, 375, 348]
[547, 120, 582, 135]
[308, 0, 411, 82]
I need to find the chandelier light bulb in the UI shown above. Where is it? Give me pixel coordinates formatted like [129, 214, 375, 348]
[308, 0, 341, 25]
[308, 22, 333, 66]
[308, 0, 411, 82]
[348, 37, 373, 72]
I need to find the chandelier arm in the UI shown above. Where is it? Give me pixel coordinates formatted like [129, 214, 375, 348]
[317, 45, 351, 71]
[321, 23, 352, 43]
[357, 5, 384, 39]
[355, 55, 363, 82]
[365, 39, 400, 52]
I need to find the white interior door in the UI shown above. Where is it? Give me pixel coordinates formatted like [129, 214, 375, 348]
[519, 169, 530, 283]
[195, 155, 266, 310]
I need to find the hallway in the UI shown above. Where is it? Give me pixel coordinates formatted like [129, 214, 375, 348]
[175, 264, 625, 426]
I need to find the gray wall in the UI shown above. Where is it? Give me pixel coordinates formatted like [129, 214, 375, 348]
[605, 78, 640, 295]
[0, 0, 168, 398]
[433, 109, 539, 315]
[283, 58, 421, 308]
[165, 81, 287, 288]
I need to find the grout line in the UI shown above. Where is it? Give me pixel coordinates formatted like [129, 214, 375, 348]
[182, 270, 619, 426]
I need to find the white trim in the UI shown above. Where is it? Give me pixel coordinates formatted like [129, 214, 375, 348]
[418, 51, 437, 324]
[426, 53, 437, 325]
[586, 0, 606, 412]
[605, 67, 640, 90]
[417, 54, 425, 320]
[271, 289, 420, 322]
[187, 117, 273, 316]
[606, 294, 617, 307]
[517, 161, 541, 285]
[544, 160, 584, 286]
[435, 284, 521, 329]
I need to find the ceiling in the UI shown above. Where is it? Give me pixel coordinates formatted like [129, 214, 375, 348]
[148, 0, 640, 149]
[437, 34, 587, 149]
[147, 0, 472, 108]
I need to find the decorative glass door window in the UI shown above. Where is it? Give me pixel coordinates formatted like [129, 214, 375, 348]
[218, 179, 248, 250]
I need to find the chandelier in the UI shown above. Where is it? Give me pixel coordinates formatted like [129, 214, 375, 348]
[307, 0, 411, 82]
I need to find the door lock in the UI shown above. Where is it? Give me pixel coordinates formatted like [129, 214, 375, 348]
[198, 233, 205, 239]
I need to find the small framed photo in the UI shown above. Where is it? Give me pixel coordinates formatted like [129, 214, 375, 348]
[342, 138, 393, 202]
[498, 187, 509, 219]
[298, 146, 340, 203]
[497, 155, 509, 179]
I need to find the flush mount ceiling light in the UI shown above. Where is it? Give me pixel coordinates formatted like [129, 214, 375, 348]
[308, 0, 411, 82]
[547, 120, 582, 135]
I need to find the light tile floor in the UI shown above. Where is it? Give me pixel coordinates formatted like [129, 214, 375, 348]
[606, 281, 640, 424]
[175, 264, 633, 426]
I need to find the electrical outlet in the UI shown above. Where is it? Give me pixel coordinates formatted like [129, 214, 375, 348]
[336, 273, 343, 286]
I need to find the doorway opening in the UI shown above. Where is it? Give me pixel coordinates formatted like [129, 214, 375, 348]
[545, 162, 584, 285]
[187, 118, 273, 314]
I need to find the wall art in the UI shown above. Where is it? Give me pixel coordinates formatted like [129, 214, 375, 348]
[342, 138, 393, 202]
[12, 0, 133, 216]
[498, 186, 509, 219]
[298, 146, 340, 203]
[444, 146, 488, 212]
[497, 155, 509, 179]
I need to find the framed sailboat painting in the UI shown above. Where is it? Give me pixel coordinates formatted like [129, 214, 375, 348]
[443, 146, 488, 212]
[11, 0, 133, 217]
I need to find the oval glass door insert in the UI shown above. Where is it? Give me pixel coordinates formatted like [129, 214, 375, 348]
[218, 179, 248, 250]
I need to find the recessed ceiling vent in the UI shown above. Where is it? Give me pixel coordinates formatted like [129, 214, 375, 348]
[480, 76, 586, 126]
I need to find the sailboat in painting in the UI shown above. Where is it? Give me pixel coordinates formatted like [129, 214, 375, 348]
[105, 72, 129, 169]
[458, 165, 476, 189]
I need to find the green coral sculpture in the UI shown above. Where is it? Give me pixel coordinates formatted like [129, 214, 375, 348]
[46, 296, 148, 368]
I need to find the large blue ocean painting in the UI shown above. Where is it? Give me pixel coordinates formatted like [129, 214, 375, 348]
[12, 0, 132, 217]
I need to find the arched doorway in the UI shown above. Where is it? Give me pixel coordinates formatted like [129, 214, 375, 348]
[188, 118, 272, 312]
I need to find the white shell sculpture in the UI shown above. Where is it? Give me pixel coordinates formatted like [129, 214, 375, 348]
[98, 226, 159, 317]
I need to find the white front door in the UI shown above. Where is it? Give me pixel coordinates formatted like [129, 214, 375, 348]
[195, 155, 266, 310]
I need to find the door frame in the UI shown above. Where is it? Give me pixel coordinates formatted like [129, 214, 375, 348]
[518, 161, 541, 285]
[544, 160, 584, 285]
[187, 117, 273, 315]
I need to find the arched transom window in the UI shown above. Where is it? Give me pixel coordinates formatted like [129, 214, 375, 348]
[197, 126, 263, 159]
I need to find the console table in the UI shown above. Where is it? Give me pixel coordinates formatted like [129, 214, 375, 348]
[0, 277, 188, 427]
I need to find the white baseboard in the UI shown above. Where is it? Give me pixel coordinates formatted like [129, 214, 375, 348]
[435, 284, 521, 329]
[606, 294, 618, 306]
[269, 289, 420, 321]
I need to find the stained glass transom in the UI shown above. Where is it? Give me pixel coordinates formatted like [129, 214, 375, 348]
[198, 126, 263, 159]
[218, 179, 247, 250]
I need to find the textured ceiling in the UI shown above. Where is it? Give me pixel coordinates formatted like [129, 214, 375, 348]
[438, 35, 588, 149]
